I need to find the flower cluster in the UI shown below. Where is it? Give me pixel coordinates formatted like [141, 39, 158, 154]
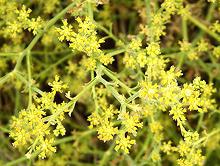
[123, 37, 146, 69]
[2, 0, 220, 165]
[9, 76, 71, 159]
[123, 38, 163, 70]
[160, 131, 205, 166]
[210, 21, 220, 34]
[179, 39, 211, 60]
[140, 68, 215, 128]
[88, 99, 143, 153]
[213, 46, 220, 59]
[56, 17, 114, 70]
[88, 104, 119, 142]
[140, 0, 183, 41]
[3, 5, 43, 38]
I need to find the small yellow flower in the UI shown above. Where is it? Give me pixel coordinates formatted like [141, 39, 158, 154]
[99, 54, 114, 66]
[146, 42, 161, 56]
[56, 19, 74, 41]
[97, 122, 118, 142]
[115, 134, 136, 154]
[48, 75, 68, 93]
[213, 46, 220, 58]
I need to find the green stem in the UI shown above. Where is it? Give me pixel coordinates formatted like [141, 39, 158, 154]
[15, 71, 43, 95]
[177, 53, 186, 69]
[182, 18, 188, 41]
[192, 2, 216, 44]
[0, 126, 10, 133]
[196, 113, 204, 131]
[97, 24, 118, 42]
[99, 143, 115, 166]
[91, 71, 98, 111]
[0, 73, 11, 86]
[26, 50, 32, 108]
[66, 76, 100, 116]
[0, 52, 20, 57]
[106, 48, 126, 57]
[195, 128, 220, 146]
[1, 1, 78, 86]
[87, 1, 93, 20]
[178, 17, 188, 69]
[187, 15, 220, 42]
[134, 132, 152, 162]
[100, 65, 134, 94]
[99, 77, 125, 104]
[99, 77, 136, 111]
[145, 0, 151, 26]
[126, 90, 141, 103]
[36, 52, 76, 79]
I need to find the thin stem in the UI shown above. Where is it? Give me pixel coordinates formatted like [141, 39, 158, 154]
[96, 23, 118, 42]
[66, 76, 100, 116]
[192, 2, 216, 44]
[192, 128, 220, 148]
[26, 50, 32, 108]
[87, 1, 93, 20]
[182, 18, 188, 41]
[187, 15, 220, 42]
[126, 90, 141, 103]
[1, 1, 79, 87]
[196, 113, 204, 132]
[14, 71, 43, 96]
[91, 71, 98, 111]
[178, 17, 188, 69]
[0, 126, 10, 133]
[145, 0, 151, 26]
[99, 77, 127, 104]
[99, 143, 115, 166]
[106, 48, 126, 57]
[134, 131, 152, 162]
[0, 72, 11, 86]
[100, 65, 135, 94]
[0, 52, 20, 57]
[99, 77, 136, 111]
[36, 52, 76, 79]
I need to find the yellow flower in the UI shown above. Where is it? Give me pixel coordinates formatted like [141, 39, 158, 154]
[140, 81, 159, 100]
[28, 17, 43, 35]
[97, 122, 118, 142]
[179, 40, 191, 52]
[16, 5, 31, 22]
[151, 150, 161, 162]
[213, 46, 220, 58]
[146, 42, 161, 56]
[137, 51, 147, 68]
[123, 53, 136, 69]
[37, 138, 56, 159]
[197, 39, 209, 52]
[161, 141, 174, 155]
[120, 112, 143, 136]
[149, 121, 163, 134]
[115, 134, 136, 154]
[54, 121, 66, 136]
[48, 75, 68, 93]
[169, 104, 186, 126]
[56, 19, 74, 42]
[81, 57, 97, 71]
[99, 54, 114, 66]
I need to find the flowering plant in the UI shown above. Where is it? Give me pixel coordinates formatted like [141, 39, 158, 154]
[0, 0, 220, 166]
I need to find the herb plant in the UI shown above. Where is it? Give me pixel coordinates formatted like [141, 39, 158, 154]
[0, 0, 220, 166]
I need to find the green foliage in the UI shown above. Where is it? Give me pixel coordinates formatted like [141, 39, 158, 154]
[0, 0, 220, 166]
